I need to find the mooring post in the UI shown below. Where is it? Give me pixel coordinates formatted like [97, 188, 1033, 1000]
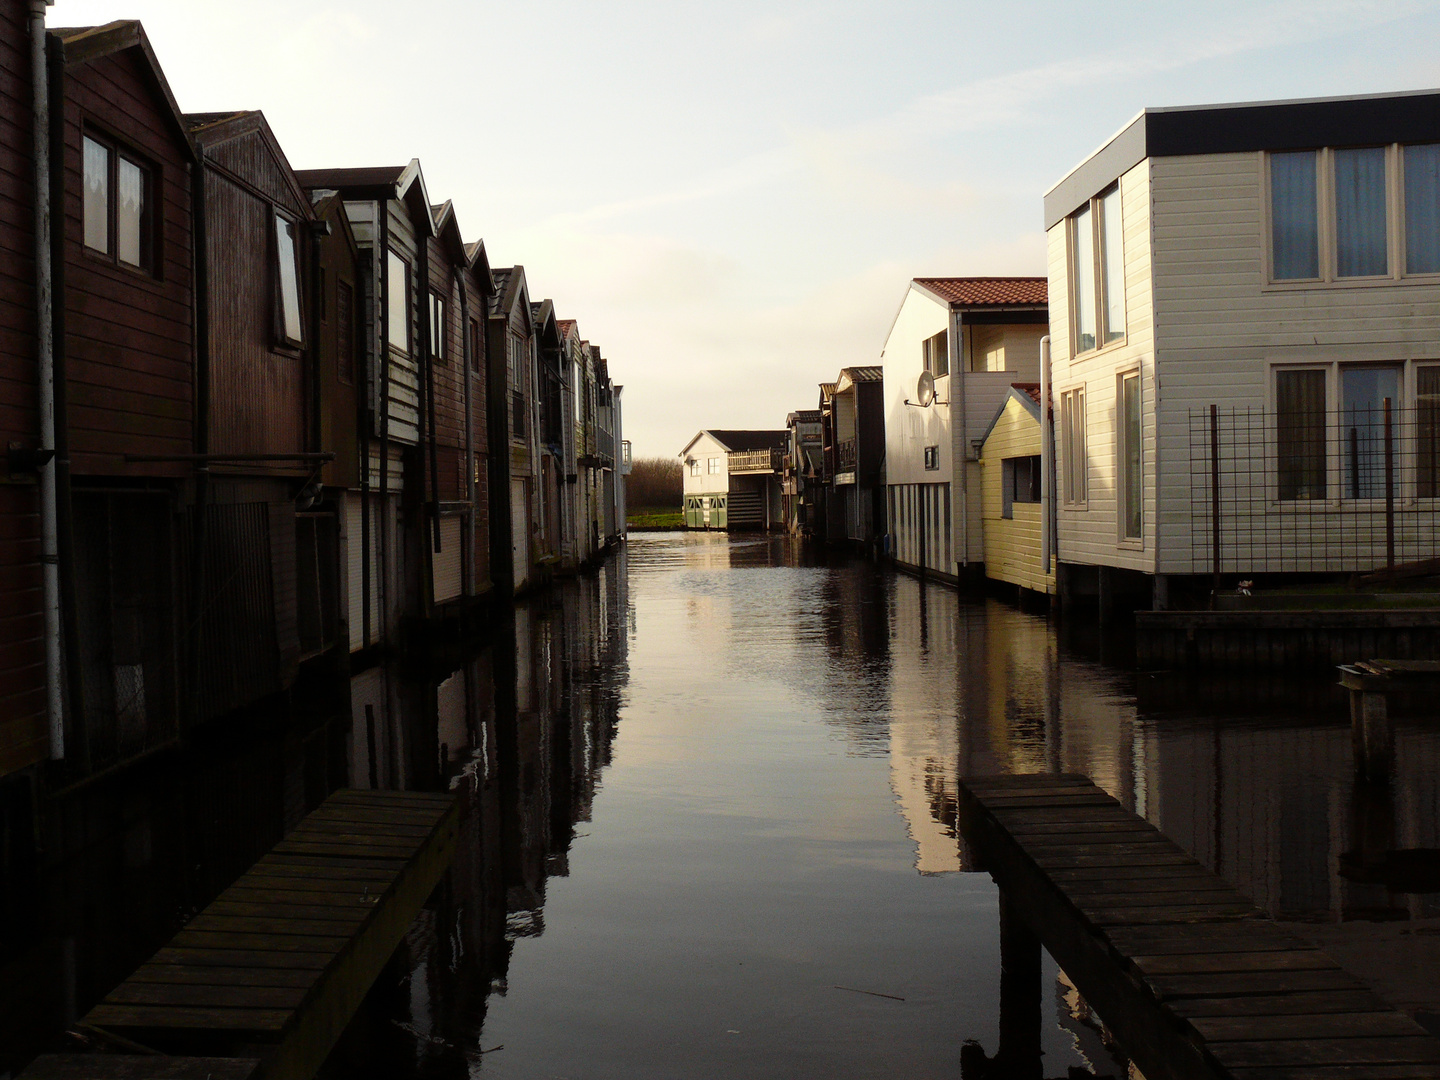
[1350, 685, 1393, 784]
[996, 888, 1043, 1080]
[1384, 397, 1395, 570]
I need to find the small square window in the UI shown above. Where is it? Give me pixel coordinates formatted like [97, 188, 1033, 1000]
[923, 445, 938, 470]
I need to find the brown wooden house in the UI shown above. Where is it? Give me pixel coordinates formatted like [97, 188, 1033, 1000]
[487, 266, 536, 596]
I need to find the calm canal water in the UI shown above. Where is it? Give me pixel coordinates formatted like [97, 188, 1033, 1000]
[7, 531, 1437, 1078]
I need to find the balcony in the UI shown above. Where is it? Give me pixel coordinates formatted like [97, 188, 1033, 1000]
[727, 447, 783, 474]
[836, 438, 857, 471]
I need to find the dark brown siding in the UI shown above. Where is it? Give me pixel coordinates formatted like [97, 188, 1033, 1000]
[315, 198, 358, 489]
[205, 169, 304, 459]
[0, 0, 42, 776]
[61, 46, 193, 477]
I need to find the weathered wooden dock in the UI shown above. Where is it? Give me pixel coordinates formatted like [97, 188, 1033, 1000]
[959, 773, 1440, 1080]
[60, 789, 459, 1080]
[1135, 609, 1440, 671]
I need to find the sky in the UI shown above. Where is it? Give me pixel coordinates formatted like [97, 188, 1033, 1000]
[49, 0, 1440, 458]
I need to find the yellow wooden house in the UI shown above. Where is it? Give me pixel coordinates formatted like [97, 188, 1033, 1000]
[980, 384, 1055, 597]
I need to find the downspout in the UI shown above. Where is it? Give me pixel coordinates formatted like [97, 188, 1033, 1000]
[47, 26, 84, 765]
[457, 268, 474, 596]
[949, 305, 967, 574]
[189, 144, 210, 729]
[419, 238, 439, 558]
[32, 0, 61, 759]
[377, 203, 390, 645]
[1040, 335, 1053, 576]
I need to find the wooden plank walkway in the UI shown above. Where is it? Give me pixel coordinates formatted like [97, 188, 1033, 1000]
[18, 1056, 260, 1079]
[959, 773, 1440, 1080]
[73, 789, 459, 1080]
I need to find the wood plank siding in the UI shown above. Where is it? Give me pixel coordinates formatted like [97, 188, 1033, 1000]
[58, 42, 193, 478]
[0, 0, 43, 776]
[981, 395, 1055, 595]
[1047, 160, 1156, 573]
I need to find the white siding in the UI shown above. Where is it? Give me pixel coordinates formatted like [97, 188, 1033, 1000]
[679, 432, 732, 498]
[1049, 159, 1157, 573]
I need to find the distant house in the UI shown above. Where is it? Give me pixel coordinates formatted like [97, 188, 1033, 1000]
[1044, 90, 1440, 606]
[782, 409, 823, 534]
[820, 366, 886, 549]
[679, 429, 787, 531]
[487, 265, 537, 594]
[979, 385, 1055, 597]
[880, 278, 1048, 583]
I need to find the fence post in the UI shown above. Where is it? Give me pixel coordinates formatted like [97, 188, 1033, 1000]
[1385, 397, 1395, 570]
[1211, 404, 1221, 597]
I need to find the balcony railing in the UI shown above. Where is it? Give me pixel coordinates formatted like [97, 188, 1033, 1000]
[727, 447, 784, 474]
[836, 438, 857, 471]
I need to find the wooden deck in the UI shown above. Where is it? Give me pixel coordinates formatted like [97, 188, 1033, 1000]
[18, 1056, 260, 1079]
[73, 789, 459, 1080]
[959, 773, 1440, 1080]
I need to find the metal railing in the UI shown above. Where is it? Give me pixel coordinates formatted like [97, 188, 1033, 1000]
[1187, 403, 1440, 575]
[727, 447, 783, 473]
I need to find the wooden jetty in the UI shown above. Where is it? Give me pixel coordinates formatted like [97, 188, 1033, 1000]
[959, 773, 1440, 1080]
[1340, 658, 1440, 782]
[17, 1057, 260, 1079]
[62, 789, 459, 1080]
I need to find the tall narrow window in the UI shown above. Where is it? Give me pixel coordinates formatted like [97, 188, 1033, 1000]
[274, 214, 303, 346]
[1100, 186, 1125, 343]
[1276, 369, 1327, 500]
[1406, 144, 1440, 275]
[387, 252, 409, 351]
[468, 318, 481, 374]
[1072, 203, 1096, 352]
[83, 136, 110, 253]
[116, 157, 147, 268]
[1334, 147, 1388, 278]
[1062, 387, 1087, 505]
[1120, 372, 1142, 539]
[430, 293, 446, 361]
[1420, 366, 1440, 498]
[1341, 365, 1400, 498]
[1271, 151, 1320, 280]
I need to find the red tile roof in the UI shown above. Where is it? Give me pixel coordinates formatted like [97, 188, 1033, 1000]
[912, 277, 1047, 307]
[1013, 382, 1043, 408]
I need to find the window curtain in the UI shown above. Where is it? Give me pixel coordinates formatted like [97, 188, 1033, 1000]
[1277, 370, 1326, 500]
[1406, 144, 1440, 275]
[1271, 152, 1319, 280]
[1335, 147, 1388, 278]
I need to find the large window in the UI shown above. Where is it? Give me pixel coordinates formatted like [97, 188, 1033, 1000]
[1119, 372, 1142, 540]
[1276, 369, 1327, 500]
[1068, 185, 1124, 354]
[83, 133, 154, 272]
[387, 252, 410, 351]
[922, 329, 948, 378]
[1061, 387, 1087, 505]
[273, 214, 303, 347]
[1270, 143, 1440, 283]
[1341, 365, 1400, 499]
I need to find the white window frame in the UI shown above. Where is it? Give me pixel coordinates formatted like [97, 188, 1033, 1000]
[1117, 368, 1143, 546]
[1060, 386, 1087, 508]
[1067, 184, 1126, 357]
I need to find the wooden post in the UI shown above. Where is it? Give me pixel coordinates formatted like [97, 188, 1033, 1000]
[1211, 404, 1221, 598]
[1350, 686, 1393, 784]
[996, 889, 1043, 1080]
[1384, 397, 1395, 570]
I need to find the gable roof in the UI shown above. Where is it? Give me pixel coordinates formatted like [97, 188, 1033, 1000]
[979, 383, 1045, 447]
[429, 201, 469, 265]
[52, 21, 197, 163]
[490, 266, 532, 331]
[705, 429, 788, 452]
[185, 109, 310, 216]
[296, 159, 435, 237]
[912, 277, 1048, 308]
[835, 366, 883, 393]
[1046, 89, 1440, 229]
[464, 239, 496, 296]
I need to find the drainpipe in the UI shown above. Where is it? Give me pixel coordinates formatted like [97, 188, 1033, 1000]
[1040, 335, 1053, 576]
[189, 144, 210, 729]
[32, 0, 62, 759]
[950, 306, 967, 574]
[457, 268, 474, 596]
[377, 203, 390, 645]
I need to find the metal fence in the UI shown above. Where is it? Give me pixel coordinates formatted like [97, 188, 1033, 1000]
[1187, 403, 1440, 575]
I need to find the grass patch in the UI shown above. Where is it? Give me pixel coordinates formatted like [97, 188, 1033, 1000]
[628, 507, 683, 529]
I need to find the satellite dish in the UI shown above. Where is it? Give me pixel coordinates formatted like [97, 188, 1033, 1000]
[915, 370, 936, 408]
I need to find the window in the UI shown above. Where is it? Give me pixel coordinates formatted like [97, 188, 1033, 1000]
[387, 252, 410, 352]
[689, 460, 701, 477]
[1406, 144, 1440, 274]
[707, 457, 720, 474]
[83, 133, 154, 272]
[273, 213, 303, 347]
[1335, 148, 1388, 278]
[1061, 387, 1087, 505]
[1276, 369, 1327, 500]
[1420, 366, 1440, 497]
[1271, 151, 1320, 280]
[469, 318, 481, 374]
[429, 292, 446, 361]
[1068, 185, 1124, 354]
[923, 445, 938, 471]
[509, 335, 525, 392]
[1341, 365, 1400, 498]
[922, 330, 948, 378]
[1119, 372, 1142, 540]
[1001, 456, 1041, 519]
